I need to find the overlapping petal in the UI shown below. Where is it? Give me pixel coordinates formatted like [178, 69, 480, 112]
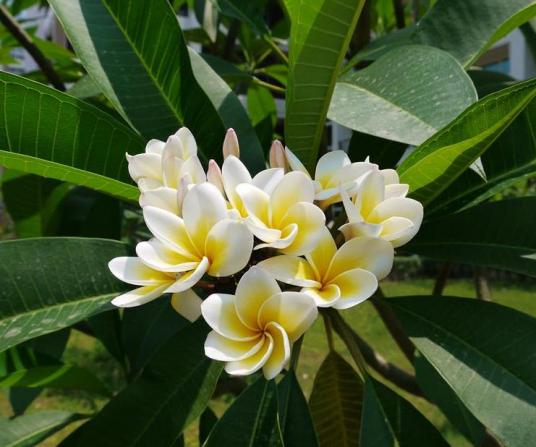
[258, 256, 320, 288]
[171, 289, 203, 322]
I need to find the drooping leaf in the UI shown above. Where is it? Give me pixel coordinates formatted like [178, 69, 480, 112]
[209, 0, 269, 35]
[0, 411, 84, 447]
[284, 0, 366, 171]
[309, 351, 362, 447]
[2, 170, 71, 238]
[121, 296, 188, 375]
[204, 377, 280, 447]
[415, 355, 485, 446]
[360, 376, 448, 446]
[62, 320, 222, 447]
[407, 198, 536, 277]
[329, 45, 477, 146]
[347, 131, 407, 169]
[188, 49, 265, 173]
[398, 77, 536, 205]
[0, 237, 128, 352]
[0, 71, 142, 202]
[278, 371, 319, 447]
[390, 296, 536, 447]
[49, 0, 234, 163]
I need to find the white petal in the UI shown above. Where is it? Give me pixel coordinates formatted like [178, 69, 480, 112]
[258, 256, 320, 288]
[279, 202, 326, 256]
[182, 182, 228, 251]
[143, 206, 198, 257]
[263, 322, 291, 380]
[127, 153, 162, 182]
[138, 178, 164, 192]
[235, 267, 281, 330]
[225, 335, 273, 376]
[164, 257, 209, 293]
[254, 223, 297, 251]
[358, 170, 385, 218]
[302, 284, 341, 308]
[252, 168, 285, 195]
[258, 292, 318, 342]
[341, 188, 363, 222]
[330, 268, 378, 310]
[112, 284, 169, 308]
[222, 155, 252, 212]
[381, 168, 399, 185]
[205, 219, 253, 276]
[246, 217, 282, 244]
[205, 331, 264, 361]
[145, 139, 165, 155]
[385, 183, 409, 199]
[315, 150, 350, 186]
[271, 171, 315, 225]
[305, 227, 336, 281]
[380, 216, 418, 248]
[181, 156, 206, 184]
[139, 187, 179, 214]
[136, 239, 199, 272]
[201, 293, 259, 340]
[174, 127, 197, 158]
[236, 183, 271, 225]
[108, 257, 169, 286]
[339, 221, 383, 241]
[171, 289, 203, 321]
[284, 147, 309, 175]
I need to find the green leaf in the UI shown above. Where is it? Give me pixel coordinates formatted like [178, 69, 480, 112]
[284, 0, 366, 171]
[347, 131, 407, 169]
[87, 309, 125, 368]
[67, 75, 102, 99]
[63, 320, 222, 447]
[0, 411, 84, 447]
[329, 45, 477, 146]
[0, 71, 142, 202]
[390, 296, 536, 447]
[398, 77, 536, 205]
[247, 84, 277, 151]
[49, 0, 234, 163]
[408, 198, 536, 277]
[121, 296, 188, 374]
[188, 49, 265, 173]
[204, 377, 280, 447]
[309, 351, 362, 447]
[0, 237, 128, 352]
[415, 356, 485, 446]
[360, 376, 448, 446]
[199, 407, 218, 446]
[209, 0, 269, 35]
[278, 371, 319, 447]
[2, 170, 71, 238]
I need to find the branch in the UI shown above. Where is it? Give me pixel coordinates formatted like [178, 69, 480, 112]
[0, 5, 65, 91]
[371, 289, 415, 364]
[433, 262, 451, 296]
[328, 309, 425, 398]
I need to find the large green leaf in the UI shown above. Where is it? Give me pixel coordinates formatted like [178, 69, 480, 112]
[0, 72, 142, 202]
[188, 49, 265, 173]
[63, 320, 222, 447]
[407, 198, 536, 277]
[284, 0, 366, 171]
[278, 371, 319, 447]
[360, 377, 448, 446]
[309, 351, 362, 447]
[329, 45, 477, 146]
[391, 297, 536, 447]
[427, 88, 536, 216]
[398, 77, 536, 205]
[247, 84, 277, 151]
[204, 377, 280, 447]
[209, 0, 268, 35]
[0, 237, 128, 352]
[49, 0, 236, 163]
[0, 411, 84, 447]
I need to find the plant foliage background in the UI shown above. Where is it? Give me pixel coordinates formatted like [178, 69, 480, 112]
[0, 0, 536, 446]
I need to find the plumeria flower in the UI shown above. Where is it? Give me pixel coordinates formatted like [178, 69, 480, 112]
[339, 169, 423, 248]
[127, 127, 206, 193]
[108, 257, 202, 321]
[236, 171, 326, 255]
[201, 267, 317, 379]
[136, 182, 252, 290]
[259, 228, 394, 309]
[285, 148, 376, 207]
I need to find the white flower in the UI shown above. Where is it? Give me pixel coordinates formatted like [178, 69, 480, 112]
[108, 257, 202, 321]
[201, 267, 317, 379]
[236, 171, 326, 255]
[340, 169, 423, 248]
[285, 148, 376, 207]
[127, 127, 206, 193]
[259, 228, 393, 309]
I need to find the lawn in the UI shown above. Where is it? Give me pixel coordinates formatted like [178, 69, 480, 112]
[2, 278, 535, 446]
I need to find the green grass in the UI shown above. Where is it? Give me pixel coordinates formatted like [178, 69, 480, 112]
[1, 278, 536, 446]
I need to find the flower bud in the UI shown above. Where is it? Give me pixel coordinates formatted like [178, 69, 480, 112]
[269, 140, 287, 170]
[207, 159, 224, 193]
[222, 128, 240, 159]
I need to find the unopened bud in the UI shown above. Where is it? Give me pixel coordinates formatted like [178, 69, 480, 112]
[207, 159, 224, 193]
[222, 128, 240, 159]
[269, 140, 287, 170]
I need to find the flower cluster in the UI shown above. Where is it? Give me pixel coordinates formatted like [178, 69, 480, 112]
[109, 128, 423, 379]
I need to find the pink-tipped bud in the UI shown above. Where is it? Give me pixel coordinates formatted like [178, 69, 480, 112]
[207, 159, 224, 193]
[269, 140, 287, 170]
[222, 128, 240, 159]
